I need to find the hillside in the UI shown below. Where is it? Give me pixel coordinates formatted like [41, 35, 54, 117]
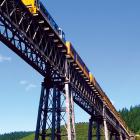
[21, 123, 104, 140]
[0, 132, 32, 140]
[0, 123, 104, 140]
[119, 105, 140, 134]
[1, 105, 140, 140]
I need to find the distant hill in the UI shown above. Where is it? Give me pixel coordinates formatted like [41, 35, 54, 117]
[21, 123, 104, 140]
[0, 123, 104, 140]
[0, 132, 32, 140]
[119, 105, 140, 134]
[1, 105, 140, 140]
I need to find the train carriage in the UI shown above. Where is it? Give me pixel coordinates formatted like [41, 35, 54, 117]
[84, 65, 90, 80]
[89, 73, 95, 86]
[21, 0, 38, 13]
[66, 42, 76, 59]
[76, 53, 84, 73]
[21, 0, 66, 43]
[66, 42, 90, 80]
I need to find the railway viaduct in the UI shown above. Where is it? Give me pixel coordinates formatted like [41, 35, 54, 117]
[0, 0, 134, 139]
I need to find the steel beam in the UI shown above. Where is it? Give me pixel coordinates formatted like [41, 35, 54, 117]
[109, 133, 112, 140]
[51, 85, 57, 140]
[88, 117, 93, 140]
[115, 134, 118, 140]
[103, 105, 109, 140]
[96, 122, 101, 140]
[65, 83, 76, 140]
[34, 80, 49, 140]
[65, 83, 72, 140]
[71, 90, 76, 140]
[57, 90, 61, 140]
[104, 118, 109, 140]
[119, 134, 123, 140]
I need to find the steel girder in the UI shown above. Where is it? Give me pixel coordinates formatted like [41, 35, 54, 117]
[0, 0, 66, 77]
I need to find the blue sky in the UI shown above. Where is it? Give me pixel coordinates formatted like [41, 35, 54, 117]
[0, 0, 140, 134]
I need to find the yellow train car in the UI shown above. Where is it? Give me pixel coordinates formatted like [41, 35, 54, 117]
[66, 41, 90, 80]
[84, 65, 90, 80]
[89, 73, 95, 85]
[21, 0, 38, 14]
[66, 42, 75, 59]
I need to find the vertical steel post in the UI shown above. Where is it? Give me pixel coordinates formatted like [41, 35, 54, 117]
[41, 87, 49, 140]
[104, 118, 109, 140]
[88, 117, 93, 140]
[65, 59, 76, 140]
[96, 122, 100, 140]
[115, 134, 118, 140]
[65, 83, 72, 140]
[119, 134, 123, 140]
[71, 91, 76, 140]
[103, 105, 109, 140]
[34, 80, 49, 140]
[34, 82, 44, 140]
[109, 133, 112, 140]
[57, 90, 61, 140]
[51, 86, 57, 140]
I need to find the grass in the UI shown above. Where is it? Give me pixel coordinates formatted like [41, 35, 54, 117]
[21, 123, 105, 140]
[135, 135, 140, 140]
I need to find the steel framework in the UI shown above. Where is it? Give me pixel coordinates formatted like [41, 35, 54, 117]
[0, 0, 131, 139]
[34, 66, 76, 140]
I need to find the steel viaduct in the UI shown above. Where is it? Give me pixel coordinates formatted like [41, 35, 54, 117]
[0, 0, 133, 139]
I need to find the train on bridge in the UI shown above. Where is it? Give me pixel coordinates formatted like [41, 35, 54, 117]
[21, 0, 130, 137]
[4, 0, 129, 139]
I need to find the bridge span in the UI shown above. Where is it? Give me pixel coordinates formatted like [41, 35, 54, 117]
[0, 0, 133, 139]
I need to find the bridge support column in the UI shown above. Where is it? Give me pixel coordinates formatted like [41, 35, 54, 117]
[34, 79, 49, 140]
[119, 134, 123, 140]
[71, 89, 76, 140]
[103, 105, 109, 140]
[34, 66, 76, 140]
[65, 58, 76, 140]
[109, 133, 113, 140]
[115, 133, 119, 140]
[88, 117, 101, 140]
[96, 122, 101, 140]
[88, 117, 94, 140]
[65, 83, 76, 140]
[34, 77, 63, 140]
[104, 118, 109, 140]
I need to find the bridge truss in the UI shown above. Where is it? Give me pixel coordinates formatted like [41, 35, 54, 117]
[0, 0, 131, 140]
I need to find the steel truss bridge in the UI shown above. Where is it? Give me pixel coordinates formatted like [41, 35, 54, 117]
[0, 0, 133, 140]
